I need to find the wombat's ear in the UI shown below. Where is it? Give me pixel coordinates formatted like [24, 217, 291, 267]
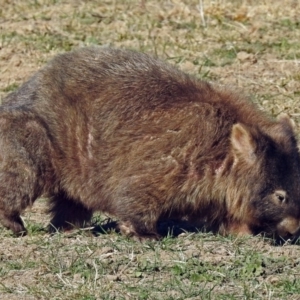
[277, 113, 295, 133]
[231, 123, 257, 164]
[269, 114, 296, 149]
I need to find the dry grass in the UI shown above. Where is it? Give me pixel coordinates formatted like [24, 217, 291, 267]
[1, 0, 300, 299]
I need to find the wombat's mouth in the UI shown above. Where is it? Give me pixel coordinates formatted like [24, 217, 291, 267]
[251, 225, 300, 245]
[272, 233, 299, 246]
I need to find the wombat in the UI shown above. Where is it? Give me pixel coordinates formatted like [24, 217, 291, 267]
[1, 46, 300, 241]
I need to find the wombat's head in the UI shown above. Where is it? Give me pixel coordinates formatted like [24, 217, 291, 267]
[226, 115, 300, 243]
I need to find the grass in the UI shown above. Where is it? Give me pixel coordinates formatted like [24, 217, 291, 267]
[1, 228, 299, 299]
[1, 0, 300, 299]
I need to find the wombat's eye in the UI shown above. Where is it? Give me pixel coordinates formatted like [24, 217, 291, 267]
[274, 190, 287, 204]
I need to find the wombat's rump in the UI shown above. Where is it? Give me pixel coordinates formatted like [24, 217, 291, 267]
[1, 46, 300, 241]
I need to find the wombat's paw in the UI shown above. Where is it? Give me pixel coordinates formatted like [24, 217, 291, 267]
[0, 213, 27, 236]
[118, 220, 135, 236]
[220, 222, 253, 237]
[118, 221, 160, 241]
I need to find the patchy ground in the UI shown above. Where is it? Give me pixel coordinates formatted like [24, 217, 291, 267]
[0, 0, 300, 299]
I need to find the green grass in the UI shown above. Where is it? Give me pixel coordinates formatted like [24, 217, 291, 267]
[1, 83, 19, 93]
[1, 226, 299, 299]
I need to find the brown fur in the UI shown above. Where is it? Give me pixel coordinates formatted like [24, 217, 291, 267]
[1, 46, 300, 241]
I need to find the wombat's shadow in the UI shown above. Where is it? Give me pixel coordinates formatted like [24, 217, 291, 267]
[91, 218, 204, 238]
[91, 218, 299, 246]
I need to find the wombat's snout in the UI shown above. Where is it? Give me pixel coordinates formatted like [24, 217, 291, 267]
[276, 217, 300, 241]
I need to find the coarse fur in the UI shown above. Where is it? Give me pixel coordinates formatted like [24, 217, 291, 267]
[1, 46, 300, 241]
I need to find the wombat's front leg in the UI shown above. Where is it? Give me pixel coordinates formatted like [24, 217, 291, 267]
[0, 211, 26, 235]
[118, 219, 161, 241]
[112, 179, 162, 240]
[48, 191, 93, 232]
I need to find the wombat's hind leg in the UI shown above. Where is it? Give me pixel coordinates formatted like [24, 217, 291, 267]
[0, 211, 26, 236]
[48, 191, 93, 232]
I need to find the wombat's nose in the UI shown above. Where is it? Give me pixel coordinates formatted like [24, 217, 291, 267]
[276, 217, 300, 240]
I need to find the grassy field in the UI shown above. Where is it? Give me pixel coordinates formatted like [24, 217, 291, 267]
[1, 0, 300, 299]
